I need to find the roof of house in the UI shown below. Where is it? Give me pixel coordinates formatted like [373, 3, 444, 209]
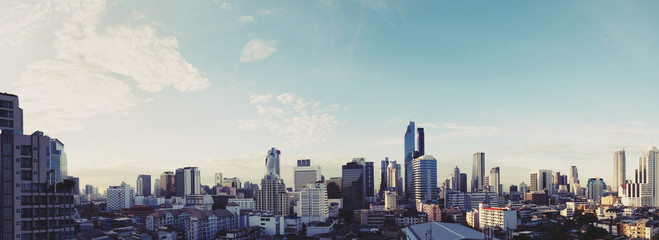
[404, 222, 496, 240]
[148, 207, 234, 220]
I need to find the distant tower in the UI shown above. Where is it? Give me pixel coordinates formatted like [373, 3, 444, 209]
[175, 167, 200, 197]
[587, 178, 606, 203]
[266, 147, 281, 176]
[404, 121, 416, 199]
[451, 167, 461, 192]
[614, 150, 626, 192]
[294, 159, 321, 191]
[489, 167, 502, 196]
[472, 152, 485, 192]
[215, 172, 223, 187]
[530, 169, 553, 195]
[160, 171, 176, 197]
[459, 173, 468, 193]
[380, 157, 390, 197]
[412, 155, 438, 206]
[136, 174, 152, 196]
[342, 159, 367, 210]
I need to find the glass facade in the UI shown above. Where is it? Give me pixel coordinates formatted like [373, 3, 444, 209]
[342, 161, 365, 210]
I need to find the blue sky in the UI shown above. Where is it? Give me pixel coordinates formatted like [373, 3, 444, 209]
[1, 0, 658, 192]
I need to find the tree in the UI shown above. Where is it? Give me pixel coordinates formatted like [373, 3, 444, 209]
[577, 213, 598, 225]
[581, 226, 609, 240]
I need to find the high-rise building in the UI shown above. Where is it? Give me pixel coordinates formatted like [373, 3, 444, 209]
[265, 147, 281, 176]
[472, 152, 485, 192]
[365, 160, 375, 197]
[387, 161, 403, 196]
[530, 169, 554, 195]
[48, 138, 68, 183]
[614, 150, 626, 192]
[460, 173, 468, 193]
[256, 159, 289, 216]
[519, 182, 528, 200]
[587, 178, 606, 203]
[154, 178, 161, 197]
[107, 182, 135, 211]
[294, 159, 321, 191]
[384, 188, 397, 210]
[404, 121, 426, 199]
[222, 177, 241, 188]
[136, 174, 151, 196]
[412, 155, 438, 206]
[416, 128, 425, 157]
[342, 159, 366, 210]
[175, 167, 201, 197]
[623, 146, 659, 207]
[0, 128, 75, 239]
[160, 171, 176, 197]
[297, 182, 329, 223]
[451, 166, 461, 192]
[0, 92, 24, 134]
[569, 166, 580, 195]
[215, 172, 223, 187]
[327, 177, 342, 199]
[379, 157, 390, 196]
[489, 167, 502, 196]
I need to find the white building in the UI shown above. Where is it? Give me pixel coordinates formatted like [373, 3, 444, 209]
[215, 172, 223, 186]
[298, 182, 329, 223]
[175, 167, 201, 197]
[489, 167, 502, 196]
[384, 189, 397, 210]
[587, 178, 606, 203]
[146, 208, 237, 240]
[530, 169, 554, 195]
[107, 182, 135, 211]
[248, 213, 285, 236]
[228, 198, 255, 211]
[412, 155, 438, 206]
[614, 150, 626, 193]
[293, 159, 322, 191]
[478, 202, 516, 230]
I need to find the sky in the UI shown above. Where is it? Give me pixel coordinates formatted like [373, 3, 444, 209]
[1, 0, 659, 193]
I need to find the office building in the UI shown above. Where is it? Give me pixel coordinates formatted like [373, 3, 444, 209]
[444, 192, 502, 211]
[489, 167, 502, 196]
[404, 121, 425, 199]
[266, 147, 281, 176]
[327, 177, 342, 199]
[569, 166, 580, 195]
[293, 159, 321, 191]
[107, 182, 135, 211]
[365, 160, 374, 197]
[519, 182, 528, 200]
[342, 158, 366, 210]
[460, 173, 468, 193]
[175, 167, 201, 197]
[215, 172, 223, 186]
[614, 150, 626, 192]
[0, 127, 75, 239]
[451, 166, 461, 192]
[623, 146, 659, 207]
[412, 155, 438, 205]
[257, 149, 290, 216]
[222, 177, 241, 188]
[379, 157, 389, 196]
[153, 178, 161, 197]
[160, 171, 175, 197]
[587, 178, 606, 203]
[48, 138, 67, 183]
[387, 160, 403, 196]
[0, 92, 23, 134]
[472, 152, 485, 192]
[384, 188, 397, 210]
[530, 169, 554, 195]
[297, 182, 329, 223]
[136, 174, 151, 196]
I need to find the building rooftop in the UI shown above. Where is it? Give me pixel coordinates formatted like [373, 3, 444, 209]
[403, 222, 495, 240]
[148, 207, 234, 220]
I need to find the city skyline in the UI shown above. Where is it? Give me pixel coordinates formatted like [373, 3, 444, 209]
[1, 0, 659, 192]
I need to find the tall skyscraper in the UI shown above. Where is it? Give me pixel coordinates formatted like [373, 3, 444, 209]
[451, 166, 461, 192]
[587, 178, 606, 203]
[387, 161, 402, 195]
[614, 150, 626, 192]
[530, 169, 554, 195]
[629, 146, 659, 206]
[412, 155, 438, 205]
[459, 173, 468, 193]
[569, 166, 580, 195]
[327, 177, 342, 199]
[519, 182, 528, 201]
[294, 159, 322, 191]
[404, 121, 425, 200]
[215, 172, 223, 187]
[472, 152, 485, 192]
[342, 159, 366, 210]
[160, 171, 176, 197]
[136, 174, 152, 196]
[107, 182, 135, 211]
[48, 138, 68, 183]
[489, 167, 502, 196]
[154, 178, 161, 197]
[266, 147, 281, 176]
[175, 167, 201, 197]
[379, 157, 390, 196]
[0, 92, 23, 134]
[365, 160, 375, 197]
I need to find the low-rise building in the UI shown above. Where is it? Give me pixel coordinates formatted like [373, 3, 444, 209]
[146, 208, 237, 240]
[478, 202, 516, 230]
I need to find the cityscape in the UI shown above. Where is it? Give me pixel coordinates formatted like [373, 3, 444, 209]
[2, 1, 659, 240]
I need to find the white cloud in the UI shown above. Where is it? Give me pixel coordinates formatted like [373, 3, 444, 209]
[242, 93, 338, 148]
[239, 15, 256, 25]
[7, 0, 209, 133]
[239, 39, 279, 62]
[214, 0, 233, 9]
[258, 8, 284, 16]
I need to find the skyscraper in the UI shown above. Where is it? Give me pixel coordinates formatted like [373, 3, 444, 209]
[379, 157, 390, 196]
[297, 182, 329, 223]
[365, 160, 375, 197]
[416, 128, 425, 157]
[460, 173, 468, 193]
[294, 159, 321, 191]
[412, 155, 438, 205]
[327, 177, 342, 199]
[472, 152, 485, 192]
[0, 92, 23, 134]
[136, 174, 151, 196]
[587, 178, 606, 203]
[614, 150, 626, 192]
[569, 166, 579, 195]
[489, 167, 502, 196]
[342, 159, 366, 210]
[387, 161, 402, 195]
[404, 121, 416, 199]
[49, 138, 68, 183]
[160, 171, 176, 197]
[175, 167, 201, 197]
[530, 169, 553, 195]
[215, 172, 223, 187]
[266, 147, 281, 176]
[154, 178, 161, 197]
[451, 166, 461, 192]
[107, 182, 135, 211]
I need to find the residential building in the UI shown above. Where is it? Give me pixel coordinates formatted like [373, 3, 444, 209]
[477, 202, 517, 230]
[0, 92, 23, 134]
[293, 159, 321, 191]
[412, 155, 438, 206]
[472, 152, 485, 192]
[136, 174, 151, 196]
[623, 146, 659, 207]
[107, 182, 135, 211]
[146, 208, 238, 240]
[444, 192, 502, 210]
[248, 213, 285, 236]
[175, 167, 201, 197]
[48, 138, 67, 183]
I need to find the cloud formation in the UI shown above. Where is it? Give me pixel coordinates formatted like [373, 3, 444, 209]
[239, 39, 279, 62]
[239, 16, 256, 25]
[4, 0, 209, 133]
[242, 93, 338, 147]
